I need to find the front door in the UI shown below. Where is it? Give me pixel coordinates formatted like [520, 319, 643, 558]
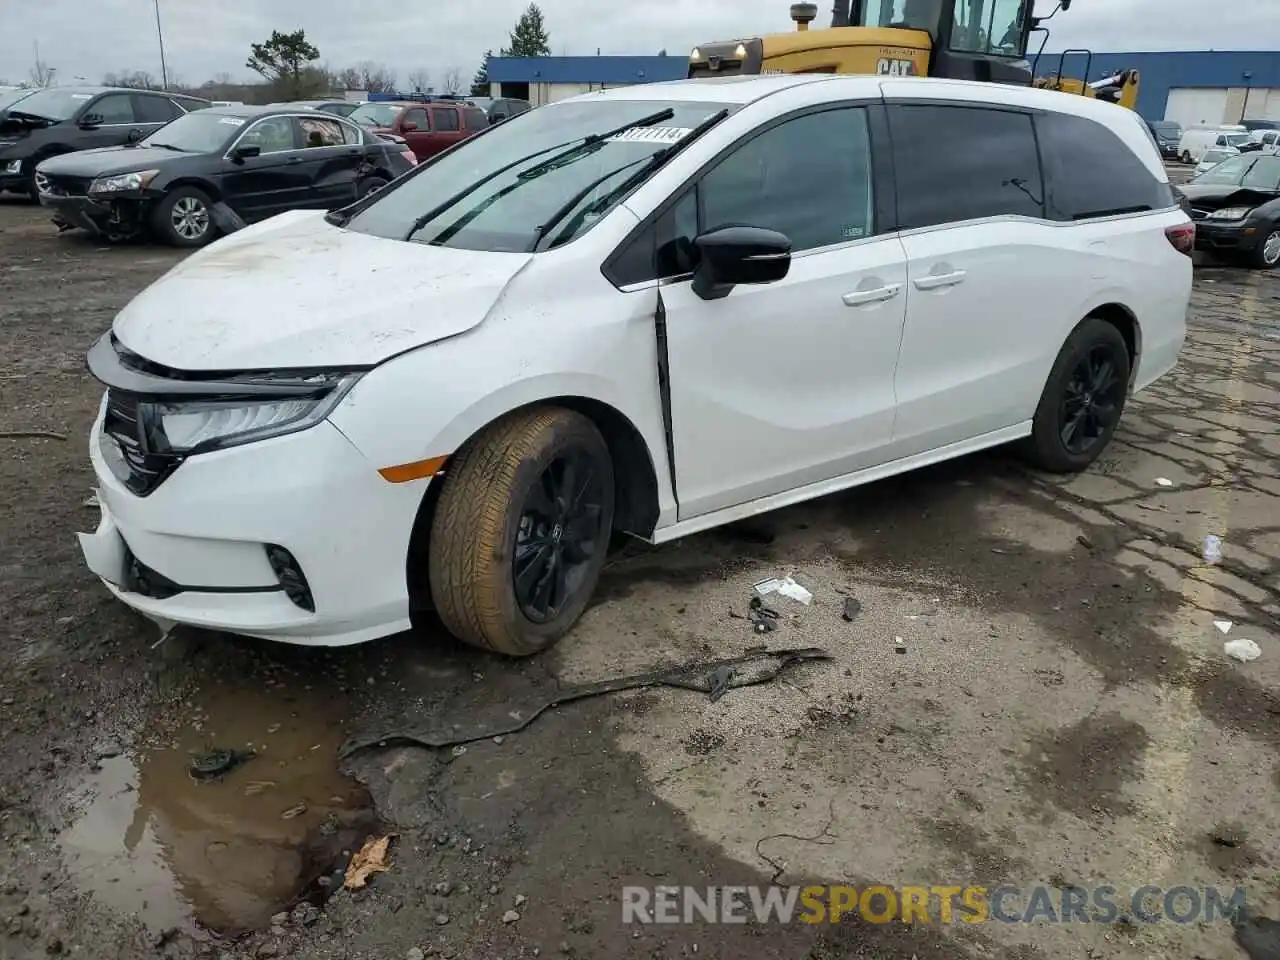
[658, 105, 908, 519]
[219, 115, 311, 220]
[399, 107, 432, 161]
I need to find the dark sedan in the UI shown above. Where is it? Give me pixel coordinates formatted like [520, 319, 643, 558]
[1181, 153, 1280, 269]
[34, 105, 417, 247]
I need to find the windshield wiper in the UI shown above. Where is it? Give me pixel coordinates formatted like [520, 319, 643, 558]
[531, 108, 730, 250]
[402, 107, 675, 242]
[145, 143, 185, 151]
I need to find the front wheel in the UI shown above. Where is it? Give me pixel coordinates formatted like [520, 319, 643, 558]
[428, 407, 615, 656]
[151, 186, 216, 248]
[1252, 226, 1280, 269]
[1020, 317, 1131, 474]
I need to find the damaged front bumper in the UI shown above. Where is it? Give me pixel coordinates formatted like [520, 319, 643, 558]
[39, 190, 149, 239]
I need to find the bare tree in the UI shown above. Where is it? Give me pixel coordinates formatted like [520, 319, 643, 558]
[102, 70, 159, 89]
[332, 66, 363, 92]
[355, 61, 397, 94]
[441, 67, 463, 95]
[407, 68, 432, 93]
[29, 56, 55, 88]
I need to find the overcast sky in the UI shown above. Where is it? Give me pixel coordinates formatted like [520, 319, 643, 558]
[2, 0, 1277, 89]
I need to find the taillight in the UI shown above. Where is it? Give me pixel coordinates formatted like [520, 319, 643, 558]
[400, 149, 417, 165]
[1165, 223, 1195, 256]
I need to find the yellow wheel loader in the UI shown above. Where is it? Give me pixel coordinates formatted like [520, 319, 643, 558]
[688, 0, 1139, 111]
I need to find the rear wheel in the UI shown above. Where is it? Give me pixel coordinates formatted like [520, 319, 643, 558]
[1180, 150, 1192, 164]
[151, 186, 215, 248]
[1252, 226, 1280, 269]
[428, 407, 615, 657]
[356, 176, 388, 199]
[1020, 318, 1131, 474]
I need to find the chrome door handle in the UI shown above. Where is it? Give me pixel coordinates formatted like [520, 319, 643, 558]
[841, 283, 902, 306]
[914, 270, 966, 290]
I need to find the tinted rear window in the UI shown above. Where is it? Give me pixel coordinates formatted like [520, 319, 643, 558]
[1036, 112, 1174, 220]
[887, 104, 1044, 228]
[462, 107, 487, 129]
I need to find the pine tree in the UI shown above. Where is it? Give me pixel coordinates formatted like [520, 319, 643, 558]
[506, 3, 551, 58]
[471, 50, 492, 96]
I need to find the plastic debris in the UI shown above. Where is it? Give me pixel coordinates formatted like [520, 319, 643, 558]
[1155, 477, 1174, 487]
[748, 596, 780, 633]
[1214, 620, 1233, 635]
[1203, 535, 1224, 564]
[707, 665, 736, 702]
[344, 834, 396, 889]
[841, 597, 862, 622]
[1224, 638, 1261, 663]
[894, 637, 908, 654]
[753, 576, 813, 605]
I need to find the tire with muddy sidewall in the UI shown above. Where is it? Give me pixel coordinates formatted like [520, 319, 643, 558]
[427, 407, 615, 657]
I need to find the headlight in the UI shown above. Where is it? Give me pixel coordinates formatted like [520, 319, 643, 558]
[689, 47, 702, 61]
[1206, 206, 1253, 220]
[2, 159, 21, 174]
[148, 373, 362, 453]
[88, 169, 160, 195]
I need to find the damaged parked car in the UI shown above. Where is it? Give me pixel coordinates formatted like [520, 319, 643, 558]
[35, 105, 417, 247]
[1182, 152, 1280, 268]
[78, 76, 1191, 656]
[0, 86, 210, 198]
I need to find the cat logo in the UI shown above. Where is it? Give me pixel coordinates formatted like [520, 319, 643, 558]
[876, 58, 917, 76]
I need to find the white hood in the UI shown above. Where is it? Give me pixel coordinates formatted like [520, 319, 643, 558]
[112, 211, 533, 370]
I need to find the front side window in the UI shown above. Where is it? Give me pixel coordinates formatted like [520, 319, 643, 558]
[860, 0, 942, 31]
[889, 104, 1042, 228]
[1036, 111, 1175, 220]
[239, 116, 296, 154]
[701, 107, 875, 251]
[434, 108, 461, 132]
[403, 108, 429, 130]
[343, 99, 734, 253]
[950, 0, 1027, 55]
[92, 94, 137, 124]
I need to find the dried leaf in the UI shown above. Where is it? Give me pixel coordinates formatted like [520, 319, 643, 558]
[344, 834, 396, 889]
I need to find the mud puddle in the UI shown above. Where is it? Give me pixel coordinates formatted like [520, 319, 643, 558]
[58, 679, 378, 937]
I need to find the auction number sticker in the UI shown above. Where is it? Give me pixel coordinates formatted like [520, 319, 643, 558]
[218, 117, 246, 125]
[604, 127, 692, 144]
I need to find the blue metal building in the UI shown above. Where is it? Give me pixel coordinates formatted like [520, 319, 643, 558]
[487, 51, 1280, 123]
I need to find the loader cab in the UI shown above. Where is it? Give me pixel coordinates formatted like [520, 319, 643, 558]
[689, 0, 1040, 85]
[854, 0, 1037, 84]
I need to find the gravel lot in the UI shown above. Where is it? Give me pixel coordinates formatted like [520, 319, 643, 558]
[1, 176, 1278, 960]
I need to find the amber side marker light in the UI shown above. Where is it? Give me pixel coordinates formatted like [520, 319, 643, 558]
[379, 455, 449, 483]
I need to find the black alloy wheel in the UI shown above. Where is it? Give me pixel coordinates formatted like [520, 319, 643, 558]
[513, 450, 606, 624]
[1059, 345, 1125, 455]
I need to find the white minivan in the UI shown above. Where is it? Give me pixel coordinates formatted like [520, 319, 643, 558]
[1177, 125, 1253, 163]
[78, 75, 1193, 656]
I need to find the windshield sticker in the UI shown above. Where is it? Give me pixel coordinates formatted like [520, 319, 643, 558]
[70, 93, 93, 99]
[604, 126, 692, 144]
[218, 117, 246, 125]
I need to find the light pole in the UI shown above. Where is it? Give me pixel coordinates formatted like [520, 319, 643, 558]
[153, 0, 169, 89]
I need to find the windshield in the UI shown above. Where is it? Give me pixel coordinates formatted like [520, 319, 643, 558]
[1151, 122, 1180, 139]
[7, 88, 96, 121]
[1196, 155, 1280, 188]
[343, 99, 732, 253]
[1225, 133, 1252, 146]
[1199, 150, 1233, 167]
[0, 89, 32, 111]
[348, 103, 403, 127]
[141, 111, 244, 153]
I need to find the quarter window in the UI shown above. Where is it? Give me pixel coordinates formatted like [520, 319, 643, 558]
[888, 104, 1043, 228]
[134, 94, 182, 124]
[1035, 112, 1175, 219]
[701, 106, 875, 251]
[240, 116, 296, 154]
[434, 108, 460, 131]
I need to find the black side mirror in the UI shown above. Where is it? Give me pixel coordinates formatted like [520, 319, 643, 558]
[126, 128, 143, 144]
[230, 144, 261, 163]
[78, 113, 103, 129]
[691, 226, 791, 301]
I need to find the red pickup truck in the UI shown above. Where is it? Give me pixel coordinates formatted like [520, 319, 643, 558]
[347, 100, 489, 162]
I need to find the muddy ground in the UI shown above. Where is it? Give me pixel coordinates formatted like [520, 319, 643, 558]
[1, 182, 1278, 960]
